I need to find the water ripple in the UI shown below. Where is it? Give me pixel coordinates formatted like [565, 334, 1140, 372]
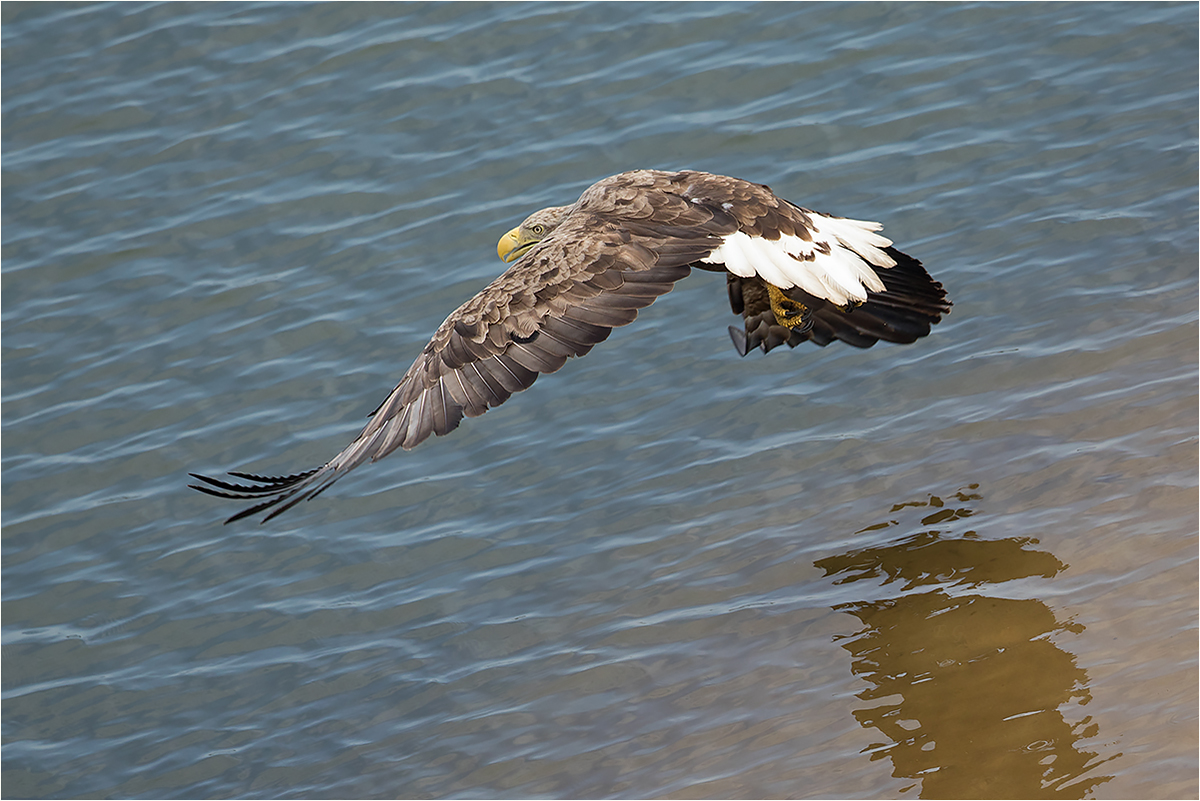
[3, 2, 1196, 798]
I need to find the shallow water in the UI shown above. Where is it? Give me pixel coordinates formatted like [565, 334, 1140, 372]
[3, 2, 1196, 798]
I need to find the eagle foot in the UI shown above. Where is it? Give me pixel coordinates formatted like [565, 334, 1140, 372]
[767, 285, 813, 333]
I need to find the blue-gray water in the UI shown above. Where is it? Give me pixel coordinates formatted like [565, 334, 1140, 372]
[3, 2, 1196, 798]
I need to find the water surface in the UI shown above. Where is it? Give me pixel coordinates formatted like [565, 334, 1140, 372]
[3, 2, 1196, 798]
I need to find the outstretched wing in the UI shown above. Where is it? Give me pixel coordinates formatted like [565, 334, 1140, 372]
[189, 200, 736, 523]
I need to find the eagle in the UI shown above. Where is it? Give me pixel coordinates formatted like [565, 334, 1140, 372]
[190, 169, 950, 523]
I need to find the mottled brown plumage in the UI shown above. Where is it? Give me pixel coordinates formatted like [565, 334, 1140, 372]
[191, 170, 950, 523]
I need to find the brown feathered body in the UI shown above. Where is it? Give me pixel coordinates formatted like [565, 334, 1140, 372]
[191, 170, 950, 522]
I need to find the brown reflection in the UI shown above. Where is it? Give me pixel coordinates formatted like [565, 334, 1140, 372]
[815, 486, 1118, 799]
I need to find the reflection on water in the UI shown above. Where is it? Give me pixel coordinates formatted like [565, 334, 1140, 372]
[816, 487, 1119, 799]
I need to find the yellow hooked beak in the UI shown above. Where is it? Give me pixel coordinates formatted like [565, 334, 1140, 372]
[497, 226, 535, 263]
[496, 226, 520, 263]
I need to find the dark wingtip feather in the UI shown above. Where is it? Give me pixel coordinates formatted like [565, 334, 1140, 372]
[226, 469, 321, 484]
[189, 472, 291, 496]
[189, 466, 330, 524]
[226, 496, 287, 525]
[727, 325, 750, 357]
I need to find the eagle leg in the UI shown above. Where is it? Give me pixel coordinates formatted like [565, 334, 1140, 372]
[767, 284, 813, 333]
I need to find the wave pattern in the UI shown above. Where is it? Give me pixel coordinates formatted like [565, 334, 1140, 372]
[3, 2, 1196, 798]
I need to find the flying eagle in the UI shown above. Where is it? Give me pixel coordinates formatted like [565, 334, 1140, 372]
[190, 169, 950, 523]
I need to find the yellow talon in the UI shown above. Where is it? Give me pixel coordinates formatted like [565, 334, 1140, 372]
[767, 284, 811, 331]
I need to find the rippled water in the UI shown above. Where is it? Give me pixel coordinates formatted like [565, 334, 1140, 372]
[3, 3, 1196, 798]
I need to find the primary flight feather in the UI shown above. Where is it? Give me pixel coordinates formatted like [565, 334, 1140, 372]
[190, 169, 951, 523]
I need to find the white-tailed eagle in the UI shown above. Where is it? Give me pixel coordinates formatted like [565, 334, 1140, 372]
[191, 170, 951, 522]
